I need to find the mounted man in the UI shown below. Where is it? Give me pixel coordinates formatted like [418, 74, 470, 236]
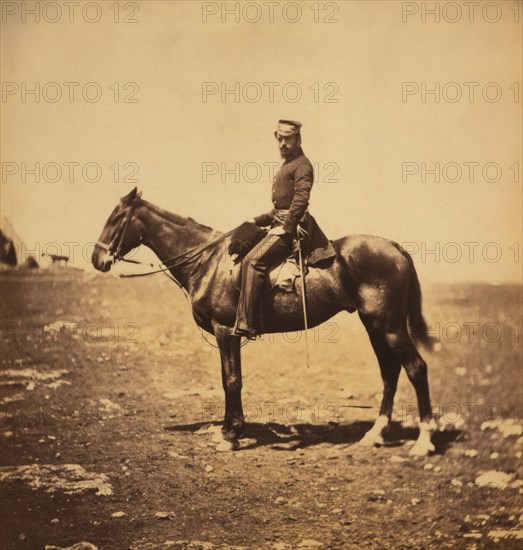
[232, 119, 336, 339]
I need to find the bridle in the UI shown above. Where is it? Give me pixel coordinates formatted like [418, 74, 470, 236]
[95, 197, 247, 348]
[96, 198, 235, 274]
[96, 201, 142, 265]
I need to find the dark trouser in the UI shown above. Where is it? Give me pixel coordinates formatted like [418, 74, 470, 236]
[235, 231, 293, 334]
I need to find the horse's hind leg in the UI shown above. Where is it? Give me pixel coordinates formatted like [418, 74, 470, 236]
[392, 335, 436, 456]
[359, 314, 402, 447]
[359, 314, 435, 455]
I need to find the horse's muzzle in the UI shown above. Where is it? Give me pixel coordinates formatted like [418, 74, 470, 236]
[92, 247, 113, 273]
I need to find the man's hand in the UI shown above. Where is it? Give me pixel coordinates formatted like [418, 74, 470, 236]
[268, 226, 286, 236]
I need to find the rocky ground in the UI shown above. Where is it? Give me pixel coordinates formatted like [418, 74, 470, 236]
[1, 269, 521, 549]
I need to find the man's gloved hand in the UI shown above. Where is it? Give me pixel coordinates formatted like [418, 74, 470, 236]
[268, 226, 286, 236]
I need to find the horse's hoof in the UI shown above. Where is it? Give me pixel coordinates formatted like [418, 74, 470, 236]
[359, 432, 384, 448]
[216, 439, 239, 452]
[409, 440, 435, 456]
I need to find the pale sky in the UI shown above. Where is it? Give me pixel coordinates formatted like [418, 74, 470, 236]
[1, 0, 521, 282]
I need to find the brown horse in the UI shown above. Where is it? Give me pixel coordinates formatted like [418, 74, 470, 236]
[92, 188, 436, 455]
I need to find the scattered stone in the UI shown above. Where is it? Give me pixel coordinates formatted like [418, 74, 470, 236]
[46, 380, 71, 390]
[464, 449, 479, 458]
[155, 511, 171, 520]
[0, 393, 25, 404]
[410, 498, 421, 505]
[274, 496, 286, 505]
[215, 440, 238, 452]
[424, 463, 434, 470]
[45, 544, 99, 550]
[450, 479, 463, 487]
[298, 540, 323, 548]
[490, 452, 499, 459]
[475, 471, 513, 490]
[271, 441, 299, 451]
[168, 451, 190, 460]
[433, 466, 442, 473]
[390, 455, 406, 463]
[99, 398, 120, 414]
[480, 419, 523, 438]
[0, 464, 113, 496]
[487, 529, 523, 540]
[111, 511, 126, 518]
[204, 465, 214, 473]
[463, 533, 482, 539]
[0, 368, 69, 382]
[51, 518, 59, 523]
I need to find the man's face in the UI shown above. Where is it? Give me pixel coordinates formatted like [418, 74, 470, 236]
[276, 133, 301, 160]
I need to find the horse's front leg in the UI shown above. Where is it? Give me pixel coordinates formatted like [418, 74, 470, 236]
[214, 323, 245, 450]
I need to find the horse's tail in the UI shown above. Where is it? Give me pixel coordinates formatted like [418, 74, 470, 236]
[397, 245, 434, 350]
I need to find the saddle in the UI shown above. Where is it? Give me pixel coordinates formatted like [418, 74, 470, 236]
[227, 222, 303, 293]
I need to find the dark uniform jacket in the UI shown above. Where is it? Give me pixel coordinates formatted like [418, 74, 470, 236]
[253, 149, 336, 266]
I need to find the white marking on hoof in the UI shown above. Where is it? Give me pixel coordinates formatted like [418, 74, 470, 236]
[409, 420, 436, 456]
[360, 415, 389, 447]
[359, 431, 385, 447]
[409, 439, 435, 456]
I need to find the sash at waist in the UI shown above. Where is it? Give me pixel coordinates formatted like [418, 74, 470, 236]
[273, 209, 308, 225]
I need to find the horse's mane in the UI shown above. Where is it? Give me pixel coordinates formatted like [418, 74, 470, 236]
[142, 200, 214, 234]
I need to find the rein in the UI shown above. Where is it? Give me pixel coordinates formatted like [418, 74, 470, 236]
[118, 228, 234, 279]
[96, 198, 234, 278]
[96, 200, 250, 348]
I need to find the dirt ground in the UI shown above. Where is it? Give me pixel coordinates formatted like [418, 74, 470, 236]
[1, 268, 522, 549]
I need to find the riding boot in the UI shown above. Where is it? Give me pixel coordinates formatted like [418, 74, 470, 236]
[234, 232, 292, 335]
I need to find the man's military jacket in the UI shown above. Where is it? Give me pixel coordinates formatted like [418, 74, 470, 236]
[253, 149, 336, 265]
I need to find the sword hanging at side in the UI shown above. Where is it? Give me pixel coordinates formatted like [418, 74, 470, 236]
[296, 233, 310, 369]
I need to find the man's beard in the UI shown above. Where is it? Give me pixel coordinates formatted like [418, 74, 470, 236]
[280, 147, 296, 159]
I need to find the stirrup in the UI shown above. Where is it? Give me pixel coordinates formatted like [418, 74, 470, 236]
[229, 320, 258, 340]
[231, 327, 258, 340]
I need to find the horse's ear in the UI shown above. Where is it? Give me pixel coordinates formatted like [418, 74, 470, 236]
[121, 187, 141, 205]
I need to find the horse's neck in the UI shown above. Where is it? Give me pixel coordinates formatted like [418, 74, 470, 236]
[137, 201, 214, 288]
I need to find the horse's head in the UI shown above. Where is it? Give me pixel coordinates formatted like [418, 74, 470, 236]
[92, 187, 144, 272]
